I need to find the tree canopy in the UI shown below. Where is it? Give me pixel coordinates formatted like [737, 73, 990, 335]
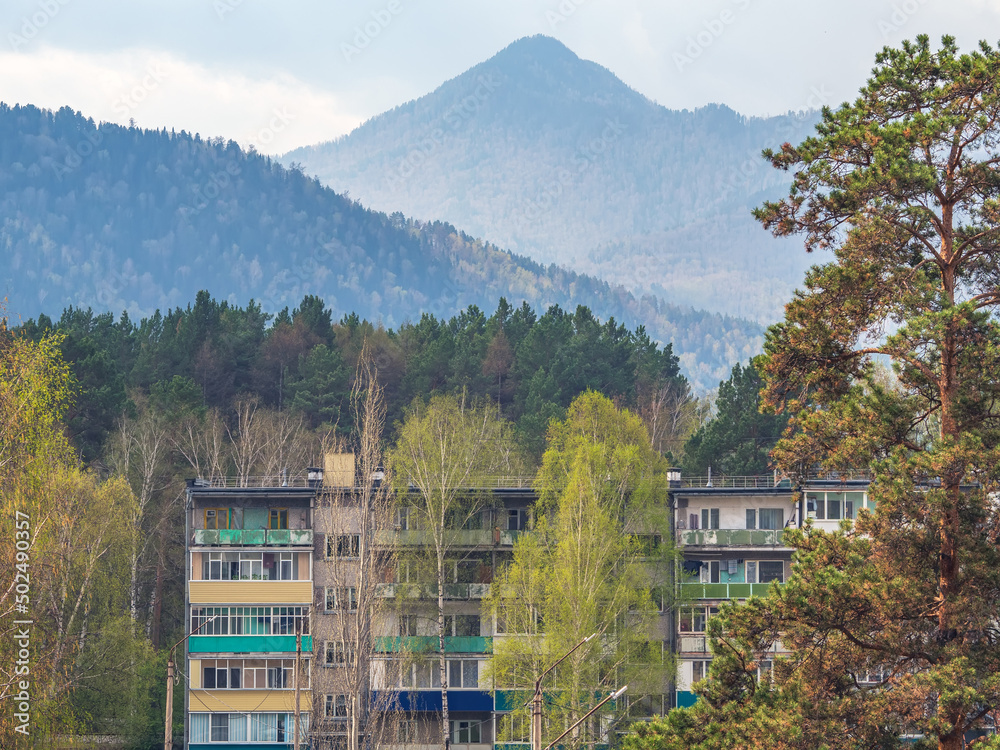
[629, 35, 1000, 750]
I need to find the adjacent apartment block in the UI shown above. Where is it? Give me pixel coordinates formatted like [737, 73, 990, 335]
[672, 475, 871, 708]
[184, 476, 319, 749]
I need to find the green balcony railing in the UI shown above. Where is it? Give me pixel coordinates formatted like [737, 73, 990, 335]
[373, 636, 492, 654]
[191, 529, 313, 546]
[375, 583, 490, 599]
[678, 529, 785, 547]
[188, 634, 313, 654]
[679, 582, 776, 599]
[374, 529, 493, 547]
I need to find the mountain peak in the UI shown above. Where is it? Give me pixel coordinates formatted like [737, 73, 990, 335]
[491, 35, 580, 65]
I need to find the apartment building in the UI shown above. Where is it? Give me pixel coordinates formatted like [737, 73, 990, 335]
[312, 457, 538, 750]
[671, 474, 871, 708]
[184, 475, 319, 749]
[183, 458, 865, 747]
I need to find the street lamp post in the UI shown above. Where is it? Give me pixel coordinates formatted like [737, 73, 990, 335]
[531, 633, 597, 750]
[165, 615, 218, 750]
[542, 685, 628, 750]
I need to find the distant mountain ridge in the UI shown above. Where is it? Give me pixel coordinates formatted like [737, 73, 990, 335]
[283, 35, 824, 322]
[0, 102, 761, 390]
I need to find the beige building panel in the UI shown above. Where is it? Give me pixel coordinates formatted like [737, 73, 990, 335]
[188, 581, 312, 603]
[190, 660, 201, 689]
[189, 690, 312, 712]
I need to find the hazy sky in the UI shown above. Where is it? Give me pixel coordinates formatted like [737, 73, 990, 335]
[1, 0, 997, 154]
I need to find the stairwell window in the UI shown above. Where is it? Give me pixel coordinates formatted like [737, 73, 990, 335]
[325, 586, 358, 612]
[325, 694, 349, 719]
[325, 640, 356, 668]
[328, 534, 360, 558]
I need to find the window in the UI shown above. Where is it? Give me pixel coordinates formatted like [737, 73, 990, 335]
[759, 508, 784, 529]
[325, 641, 355, 668]
[396, 507, 410, 530]
[210, 714, 229, 742]
[807, 494, 824, 520]
[203, 665, 227, 689]
[399, 659, 441, 689]
[444, 614, 480, 637]
[827, 493, 843, 520]
[746, 560, 757, 583]
[329, 534, 360, 558]
[758, 561, 784, 584]
[448, 659, 479, 688]
[326, 587, 357, 612]
[399, 614, 419, 636]
[267, 664, 292, 688]
[325, 694, 348, 719]
[397, 721, 416, 743]
[205, 508, 229, 530]
[191, 606, 309, 636]
[507, 508, 528, 531]
[451, 720, 481, 744]
[701, 560, 720, 583]
[679, 607, 706, 632]
[701, 508, 720, 530]
[692, 660, 710, 684]
[746, 508, 756, 529]
[269, 508, 288, 529]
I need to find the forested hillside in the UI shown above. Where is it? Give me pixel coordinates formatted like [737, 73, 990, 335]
[0, 102, 761, 389]
[283, 35, 823, 322]
[17, 293, 698, 462]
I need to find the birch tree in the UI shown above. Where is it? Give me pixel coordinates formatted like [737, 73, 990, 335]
[389, 393, 519, 750]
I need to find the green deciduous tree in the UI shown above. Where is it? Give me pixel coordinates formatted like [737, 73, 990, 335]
[632, 36, 1000, 750]
[487, 391, 673, 749]
[389, 393, 521, 750]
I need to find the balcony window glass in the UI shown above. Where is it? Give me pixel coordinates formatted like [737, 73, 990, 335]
[759, 509, 783, 530]
[210, 713, 229, 741]
[746, 561, 757, 583]
[827, 493, 843, 520]
[746, 509, 756, 529]
[701, 508, 720, 530]
[269, 508, 288, 529]
[759, 561, 784, 583]
[451, 720, 481, 744]
[205, 509, 229, 530]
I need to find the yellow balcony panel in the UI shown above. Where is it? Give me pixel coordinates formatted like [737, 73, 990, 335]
[189, 689, 312, 712]
[188, 581, 312, 604]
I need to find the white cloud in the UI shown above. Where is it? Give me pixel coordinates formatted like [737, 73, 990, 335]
[0, 46, 362, 153]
